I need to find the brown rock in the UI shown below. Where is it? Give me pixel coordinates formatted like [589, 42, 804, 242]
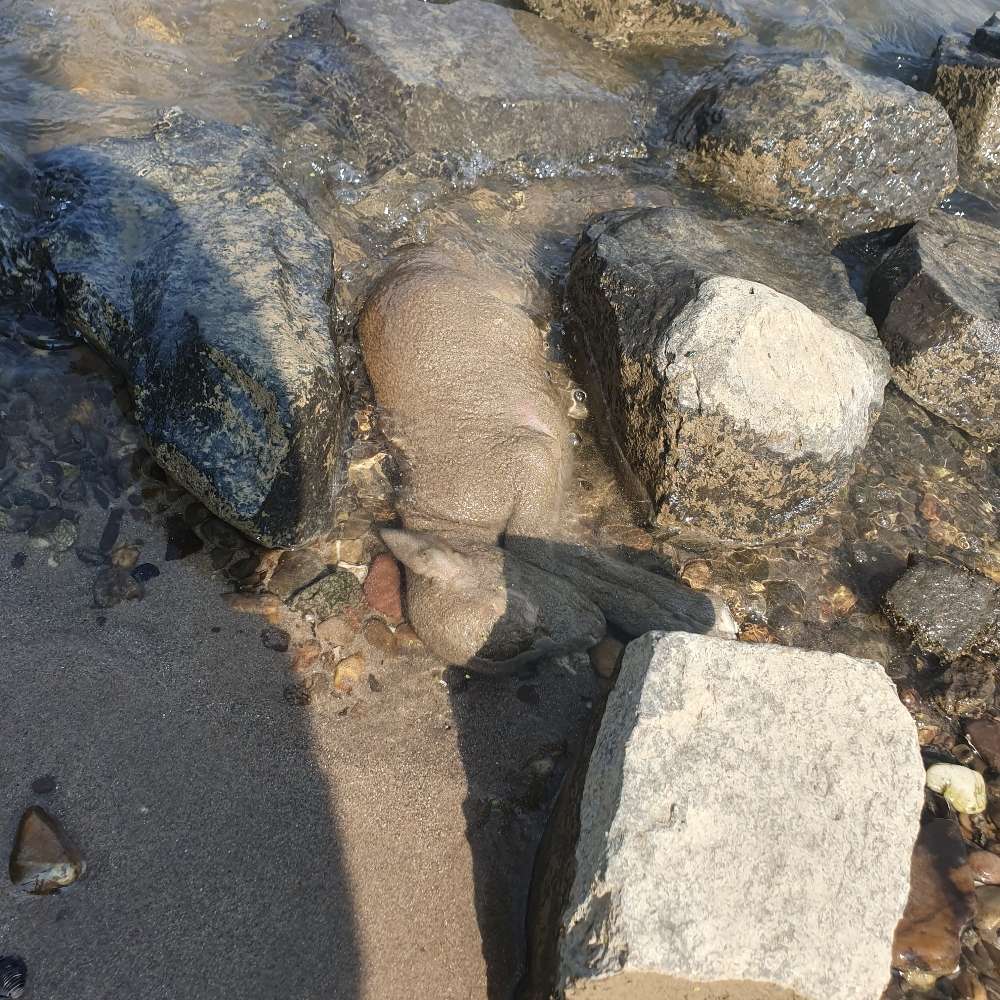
[267, 548, 330, 601]
[110, 544, 140, 569]
[315, 615, 358, 647]
[892, 817, 976, 984]
[976, 884, 1000, 940]
[291, 640, 323, 674]
[363, 553, 405, 625]
[588, 637, 624, 679]
[334, 653, 366, 694]
[363, 618, 397, 655]
[392, 624, 424, 653]
[967, 719, 1000, 771]
[222, 592, 282, 616]
[9, 806, 83, 894]
[738, 622, 779, 644]
[679, 559, 712, 591]
[969, 850, 1000, 886]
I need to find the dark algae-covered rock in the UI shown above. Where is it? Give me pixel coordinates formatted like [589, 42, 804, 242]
[256, 0, 646, 187]
[884, 559, 1000, 661]
[566, 206, 888, 542]
[932, 17, 1000, 186]
[868, 211, 1000, 440]
[36, 110, 345, 549]
[667, 52, 958, 236]
[519, 0, 745, 50]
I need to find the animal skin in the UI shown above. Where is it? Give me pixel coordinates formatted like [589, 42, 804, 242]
[358, 247, 736, 670]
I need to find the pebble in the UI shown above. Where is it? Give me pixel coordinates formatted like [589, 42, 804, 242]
[110, 543, 140, 568]
[976, 885, 1000, 940]
[267, 548, 329, 600]
[260, 626, 290, 652]
[679, 559, 712, 591]
[969, 851, 1000, 885]
[926, 763, 988, 814]
[0, 956, 27, 1000]
[334, 653, 366, 694]
[30, 775, 56, 795]
[163, 514, 204, 561]
[93, 566, 145, 608]
[966, 719, 1000, 771]
[315, 615, 357, 647]
[98, 507, 123, 553]
[222, 592, 282, 616]
[291, 640, 323, 674]
[290, 570, 360, 621]
[131, 562, 160, 584]
[363, 618, 397, 655]
[362, 553, 404, 624]
[8, 806, 83, 894]
[588, 637, 624, 679]
[392, 623, 424, 653]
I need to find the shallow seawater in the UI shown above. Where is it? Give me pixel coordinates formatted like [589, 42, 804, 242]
[2, 0, 1000, 996]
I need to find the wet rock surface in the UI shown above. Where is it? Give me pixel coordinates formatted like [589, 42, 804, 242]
[893, 818, 976, 985]
[932, 18, 1000, 187]
[885, 559, 1000, 661]
[666, 52, 958, 235]
[566, 205, 888, 542]
[8, 806, 83, 895]
[255, 0, 646, 198]
[35, 110, 345, 548]
[868, 211, 1000, 441]
[525, 632, 924, 1000]
[520, 0, 745, 50]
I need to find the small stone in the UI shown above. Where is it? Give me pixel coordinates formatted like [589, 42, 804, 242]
[893, 817, 975, 984]
[282, 682, 311, 707]
[260, 626, 290, 653]
[968, 849, 1000, 885]
[884, 559, 1000, 661]
[738, 621, 779, 644]
[363, 553, 405, 624]
[163, 514, 204, 561]
[926, 763, 988, 814]
[333, 653, 366, 694]
[131, 563, 160, 584]
[967, 719, 1000, 771]
[587, 637, 624, 679]
[222, 592, 282, 616]
[679, 559, 712, 590]
[110, 543, 140, 568]
[393, 624, 424, 653]
[367, 674, 383, 694]
[75, 545, 107, 567]
[363, 618, 397, 655]
[267, 548, 330, 601]
[0, 956, 27, 1000]
[976, 884, 1000, 940]
[291, 570, 361, 621]
[315, 615, 358, 647]
[30, 775, 56, 795]
[291, 640, 323, 675]
[93, 566, 144, 608]
[8, 806, 83, 895]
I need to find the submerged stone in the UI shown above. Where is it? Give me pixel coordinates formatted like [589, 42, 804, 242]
[8, 806, 83, 895]
[868, 211, 1000, 440]
[932, 19, 1000, 186]
[290, 568, 360, 621]
[892, 818, 975, 985]
[36, 111, 345, 548]
[925, 763, 988, 815]
[0, 956, 27, 1000]
[525, 632, 924, 1000]
[884, 559, 1000, 660]
[256, 0, 646, 189]
[667, 52, 958, 236]
[520, 0, 744, 50]
[566, 206, 888, 542]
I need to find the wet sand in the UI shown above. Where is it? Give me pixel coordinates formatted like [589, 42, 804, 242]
[0, 513, 597, 999]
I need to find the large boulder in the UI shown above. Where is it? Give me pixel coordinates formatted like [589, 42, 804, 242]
[565, 206, 889, 543]
[519, 0, 745, 50]
[666, 53, 958, 236]
[255, 0, 646, 191]
[524, 631, 925, 1000]
[867, 211, 1000, 440]
[37, 111, 345, 549]
[932, 18, 1000, 187]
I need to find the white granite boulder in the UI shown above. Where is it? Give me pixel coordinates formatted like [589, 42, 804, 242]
[525, 632, 925, 1000]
